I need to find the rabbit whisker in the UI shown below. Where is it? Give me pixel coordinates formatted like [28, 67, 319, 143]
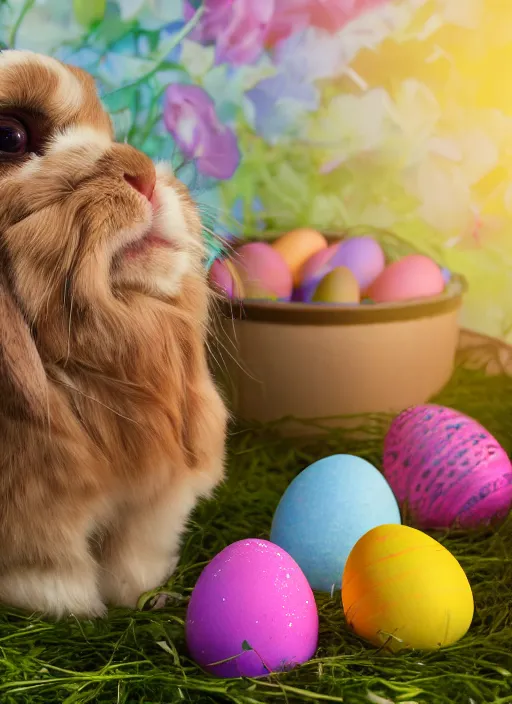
[51, 377, 142, 426]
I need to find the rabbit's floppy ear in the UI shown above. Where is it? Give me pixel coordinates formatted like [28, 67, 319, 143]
[0, 272, 48, 420]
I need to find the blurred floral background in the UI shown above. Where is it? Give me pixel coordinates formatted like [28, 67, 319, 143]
[1, 0, 512, 341]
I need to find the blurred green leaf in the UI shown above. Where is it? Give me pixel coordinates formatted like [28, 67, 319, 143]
[109, 108, 134, 143]
[72, 0, 106, 29]
[93, 15, 136, 47]
[156, 61, 185, 73]
[97, 5, 203, 116]
[8, 0, 35, 48]
[102, 85, 138, 113]
[140, 133, 168, 159]
[138, 29, 161, 53]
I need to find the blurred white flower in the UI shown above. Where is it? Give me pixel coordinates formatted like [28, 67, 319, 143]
[310, 88, 392, 164]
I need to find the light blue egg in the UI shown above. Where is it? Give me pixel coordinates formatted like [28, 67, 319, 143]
[270, 455, 401, 592]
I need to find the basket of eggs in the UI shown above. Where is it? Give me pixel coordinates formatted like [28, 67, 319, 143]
[209, 227, 466, 433]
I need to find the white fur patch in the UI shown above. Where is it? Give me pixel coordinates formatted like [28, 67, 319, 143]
[106, 219, 152, 261]
[19, 154, 41, 176]
[0, 49, 84, 115]
[0, 49, 43, 69]
[154, 162, 173, 180]
[0, 566, 106, 619]
[154, 187, 190, 246]
[154, 174, 200, 252]
[49, 125, 111, 157]
[99, 478, 205, 607]
[152, 249, 193, 298]
[149, 162, 203, 294]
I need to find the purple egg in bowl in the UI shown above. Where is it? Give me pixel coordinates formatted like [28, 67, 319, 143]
[329, 236, 385, 291]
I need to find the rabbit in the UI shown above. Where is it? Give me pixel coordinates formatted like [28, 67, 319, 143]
[0, 50, 228, 619]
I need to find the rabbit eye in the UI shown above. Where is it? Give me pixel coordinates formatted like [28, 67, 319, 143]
[0, 117, 28, 157]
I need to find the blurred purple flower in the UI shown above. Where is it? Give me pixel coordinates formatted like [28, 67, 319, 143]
[163, 83, 240, 180]
[247, 71, 318, 142]
[183, 0, 274, 66]
[247, 29, 338, 142]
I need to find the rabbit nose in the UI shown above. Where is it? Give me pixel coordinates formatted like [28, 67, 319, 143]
[124, 172, 156, 201]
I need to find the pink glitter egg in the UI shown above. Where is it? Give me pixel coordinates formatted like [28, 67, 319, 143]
[234, 242, 293, 301]
[185, 539, 318, 678]
[383, 404, 512, 530]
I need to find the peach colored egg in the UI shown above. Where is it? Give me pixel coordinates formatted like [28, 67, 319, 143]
[272, 229, 328, 286]
[234, 242, 293, 301]
[312, 266, 360, 304]
[367, 255, 445, 303]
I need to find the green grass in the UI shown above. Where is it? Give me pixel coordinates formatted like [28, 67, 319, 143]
[1, 365, 512, 703]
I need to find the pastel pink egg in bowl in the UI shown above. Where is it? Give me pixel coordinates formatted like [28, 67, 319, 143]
[210, 230, 467, 435]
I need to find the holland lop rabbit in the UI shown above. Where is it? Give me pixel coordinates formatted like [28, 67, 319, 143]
[0, 50, 227, 618]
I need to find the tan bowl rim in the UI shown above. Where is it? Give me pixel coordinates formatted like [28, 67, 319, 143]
[219, 231, 467, 326]
[221, 274, 466, 325]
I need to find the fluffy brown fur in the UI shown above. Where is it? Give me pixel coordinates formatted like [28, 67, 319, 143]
[0, 51, 227, 618]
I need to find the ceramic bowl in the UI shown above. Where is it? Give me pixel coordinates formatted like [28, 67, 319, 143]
[211, 232, 467, 434]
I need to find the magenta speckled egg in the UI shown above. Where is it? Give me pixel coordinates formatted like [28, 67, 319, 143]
[234, 242, 293, 301]
[329, 236, 385, 291]
[367, 254, 445, 303]
[383, 404, 512, 530]
[185, 539, 318, 678]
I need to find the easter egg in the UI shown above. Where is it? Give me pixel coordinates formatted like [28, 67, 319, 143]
[209, 258, 243, 298]
[382, 404, 512, 530]
[234, 242, 293, 301]
[311, 266, 360, 304]
[294, 243, 340, 302]
[342, 524, 474, 652]
[272, 228, 327, 286]
[367, 254, 445, 303]
[270, 455, 401, 592]
[329, 236, 385, 291]
[441, 267, 452, 284]
[185, 539, 318, 678]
